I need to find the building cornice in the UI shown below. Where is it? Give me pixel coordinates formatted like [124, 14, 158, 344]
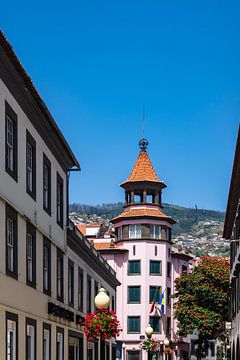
[67, 227, 121, 289]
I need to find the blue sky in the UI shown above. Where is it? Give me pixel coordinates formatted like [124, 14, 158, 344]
[1, 1, 240, 211]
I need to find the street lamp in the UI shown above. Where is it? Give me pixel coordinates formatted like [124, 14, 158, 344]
[145, 324, 154, 339]
[122, 342, 126, 360]
[94, 288, 110, 360]
[163, 338, 170, 360]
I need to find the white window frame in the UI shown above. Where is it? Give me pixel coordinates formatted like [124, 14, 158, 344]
[7, 218, 14, 272]
[129, 224, 142, 239]
[57, 254, 62, 299]
[26, 233, 33, 282]
[57, 332, 63, 360]
[6, 116, 14, 171]
[57, 181, 61, 223]
[43, 245, 49, 291]
[26, 324, 35, 360]
[150, 225, 161, 239]
[26, 142, 33, 192]
[43, 164, 49, 208]
[43, 328, 50, 360]
[118, 227, 122, 239]
[7, 319, 17, 360]
[69, 336, 80, 360]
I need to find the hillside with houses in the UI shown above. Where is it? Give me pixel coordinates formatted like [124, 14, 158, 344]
[69, 202, 228, 257]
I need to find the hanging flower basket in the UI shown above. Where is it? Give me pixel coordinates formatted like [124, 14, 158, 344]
[139, 338, 160, 352]
[78, 309, 122, 342]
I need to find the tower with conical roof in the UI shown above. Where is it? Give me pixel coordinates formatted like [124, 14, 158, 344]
[112, 138, 175, 226]
[110, 139, 176, 359]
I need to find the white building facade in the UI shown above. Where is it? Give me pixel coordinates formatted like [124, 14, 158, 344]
[0, 30, 119, 360]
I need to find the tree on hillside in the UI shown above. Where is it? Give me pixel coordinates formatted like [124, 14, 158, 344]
[174, 256, 230, 359]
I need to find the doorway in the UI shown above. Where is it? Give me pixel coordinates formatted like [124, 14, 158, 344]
[127, 350, 141, 360]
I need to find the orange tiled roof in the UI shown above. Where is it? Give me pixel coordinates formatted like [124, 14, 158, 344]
[121, 149, 163, 185]
[94, 242, 118, 250]
[76, 224, 86, 235]
[112, 207, 176, 223]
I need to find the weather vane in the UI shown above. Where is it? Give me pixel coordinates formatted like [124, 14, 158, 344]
[139, 104, 149, 150]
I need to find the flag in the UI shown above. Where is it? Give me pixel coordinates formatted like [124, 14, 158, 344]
[149, 287, 160, 315]
[149, 300, 155, 315]
[158, 292, 165, 314]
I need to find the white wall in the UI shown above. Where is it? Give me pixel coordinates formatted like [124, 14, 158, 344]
[0, 79, 67, 250]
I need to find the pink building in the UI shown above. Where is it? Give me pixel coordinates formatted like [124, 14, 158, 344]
[95, 139, 192, 360]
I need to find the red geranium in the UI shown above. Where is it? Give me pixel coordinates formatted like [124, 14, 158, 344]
[79, 309, 122, 342]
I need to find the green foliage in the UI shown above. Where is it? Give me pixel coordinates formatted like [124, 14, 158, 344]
[139, 338, 160, 352]
[174, 256, 230, 343]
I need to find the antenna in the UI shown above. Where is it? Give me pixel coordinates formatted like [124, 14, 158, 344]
[139, 104, 149, 150]
[142, 104, 145, 137]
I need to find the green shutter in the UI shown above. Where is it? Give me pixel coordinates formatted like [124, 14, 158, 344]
[149, 286, 161, 303]
[128, 260, 140, 275]
[149, 316, 161, 333]
[150, 260, 161, 275]
[128, 286, 140, 303]
[128, 316, 140, 333]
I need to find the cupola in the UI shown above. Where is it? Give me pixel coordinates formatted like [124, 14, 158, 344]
[120, 138, 166, 208]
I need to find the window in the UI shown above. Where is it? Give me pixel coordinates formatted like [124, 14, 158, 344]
[6, 204, 18, 278]
[111, 296, 115, 312]
[161, 226, 168, 240]
[43, 323, 51, 360]
[118, 227, 122, 240]
[5, 101, 17, 181]
[68, 260, 74, 306]
[43, 154, 51, 215]
[167, 262, 171, 277]
[149, 316, 161, 333]
[166, 317, 171, 336]
[154, 245, 157, 256]
[182, 265, 187, 273]
[129, 224, 141, 239]
[26, 130, 36, 199]
[128, 260, 141, 275]
[167, 287, 171, 305]
[150, 260, 161, 275]
[127, 316, 140, 333]
[43, 238, 51, 295]
[56, 328, 64, 360]
[26, 318, 36, 360]
[6, 312, 18, 360]
[150, 225, 160, 239]
[56, 173, 63, 228]
[133, 245, 136, 256]
[87, 276, 92, 313]
[94, 341, 99, 360]
[149, 286, 161, 303]
[78, 268, 83, 310]
[128, 286, 141, 303]
[57, 249, 64, 302]
[26, 223, 36, 287]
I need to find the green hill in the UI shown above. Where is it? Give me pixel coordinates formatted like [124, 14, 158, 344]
[69, 202, 225, 235]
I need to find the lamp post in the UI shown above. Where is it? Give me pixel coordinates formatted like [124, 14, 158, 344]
[122, 342, 126, 360]
[163, 338, 170, 360]
[145, 325, 156, 360]
[94, 288, 110, 360]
